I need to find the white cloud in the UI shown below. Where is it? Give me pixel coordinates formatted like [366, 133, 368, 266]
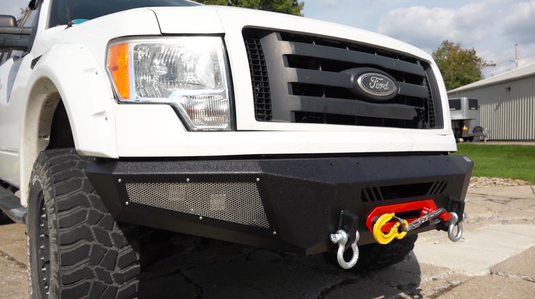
[503, 0, 535, 44]
[303, 0, 532, 78]
[377, 1, 498, 52]
[377, 7, 456, 50]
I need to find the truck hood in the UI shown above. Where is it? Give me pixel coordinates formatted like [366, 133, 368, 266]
[150, 6, 432, 62]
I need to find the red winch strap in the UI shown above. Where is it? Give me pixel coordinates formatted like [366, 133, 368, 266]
[366, 200, 440, 232]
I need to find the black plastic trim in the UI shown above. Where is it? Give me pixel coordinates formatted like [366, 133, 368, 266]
[290, 41, 425, 76]
[292, 95, 419, 120]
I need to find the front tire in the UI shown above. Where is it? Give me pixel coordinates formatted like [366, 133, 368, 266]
[352, 234, 417, 271]
[27, 149, 140, 298]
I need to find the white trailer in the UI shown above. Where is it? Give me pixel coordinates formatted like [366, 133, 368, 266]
[449, 97, 483, 142]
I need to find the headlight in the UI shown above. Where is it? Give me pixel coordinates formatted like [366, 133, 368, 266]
[107, 37, 232, 131]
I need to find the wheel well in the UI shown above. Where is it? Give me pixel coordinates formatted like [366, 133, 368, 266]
[26, 78, 74, 153]
[20, 78, 74, 206]
[47, 101, 75, 150]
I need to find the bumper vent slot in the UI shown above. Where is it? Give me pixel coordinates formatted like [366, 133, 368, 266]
[361, 181, 447, 202]
[243, 28, 443, 129]
[125, 182, 269, 228]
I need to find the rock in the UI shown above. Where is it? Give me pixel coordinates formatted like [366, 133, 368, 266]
[469, 177, 531, 188]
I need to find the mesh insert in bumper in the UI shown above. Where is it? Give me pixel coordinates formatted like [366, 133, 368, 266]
[125, 182, 269, 228]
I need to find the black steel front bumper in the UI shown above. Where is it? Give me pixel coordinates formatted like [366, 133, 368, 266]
[86, 154, 473, 255]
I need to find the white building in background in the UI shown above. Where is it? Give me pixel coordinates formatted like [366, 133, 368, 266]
[447, 63, 535, 141]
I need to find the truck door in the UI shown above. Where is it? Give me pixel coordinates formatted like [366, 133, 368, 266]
[0, 4, 39, 186]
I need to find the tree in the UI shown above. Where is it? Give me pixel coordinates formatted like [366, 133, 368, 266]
[194, 0, 304, 16]
[432, 40, 495, 91]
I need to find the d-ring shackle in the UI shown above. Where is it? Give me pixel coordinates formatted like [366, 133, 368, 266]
[448, 212, 467, 242]
[330, 229, 359, 269]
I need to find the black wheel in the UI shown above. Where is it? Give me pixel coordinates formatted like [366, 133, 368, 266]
[325, 234, 417, 272]
[27, 149, 140, 298]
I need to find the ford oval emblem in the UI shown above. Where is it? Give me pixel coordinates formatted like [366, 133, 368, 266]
[356, 73, 397, 97]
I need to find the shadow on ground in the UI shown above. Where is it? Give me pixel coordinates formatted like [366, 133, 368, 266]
[0, 211, 15, 225]
[0, 214, 425, 298]
[138, 239, 423, 299]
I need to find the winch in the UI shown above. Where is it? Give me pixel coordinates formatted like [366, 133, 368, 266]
[330, 199, 467, 270]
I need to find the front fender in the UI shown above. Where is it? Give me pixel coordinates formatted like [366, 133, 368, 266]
[19, 44, 118, 206]
[28, 43, 118, 158]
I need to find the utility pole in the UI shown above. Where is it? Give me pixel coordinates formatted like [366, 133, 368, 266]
[515, 44, 518, 68]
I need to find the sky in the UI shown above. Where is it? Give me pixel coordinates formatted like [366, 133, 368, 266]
[302, 0, 535, 78]
[3, 0, 535, 78]
[3, 2, 25, 18]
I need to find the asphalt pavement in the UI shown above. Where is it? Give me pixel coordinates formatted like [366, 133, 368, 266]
[1, 185, 534, 298]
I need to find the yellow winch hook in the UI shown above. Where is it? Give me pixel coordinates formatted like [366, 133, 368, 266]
[372, 213, 408, 245]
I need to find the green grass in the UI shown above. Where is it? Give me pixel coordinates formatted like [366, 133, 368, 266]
[451, 144, 535, 183]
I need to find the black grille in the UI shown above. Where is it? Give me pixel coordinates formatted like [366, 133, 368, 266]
[244, 36, 272, 121]
[360, 181, 447, 203]
[243, 29, 443, 129]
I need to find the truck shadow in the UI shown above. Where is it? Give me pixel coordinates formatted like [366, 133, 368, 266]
[0, 212, 15, 225]
[138, 241, 423, 299]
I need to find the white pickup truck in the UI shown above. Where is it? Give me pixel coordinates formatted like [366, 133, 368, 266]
[0, 0, 472, 298]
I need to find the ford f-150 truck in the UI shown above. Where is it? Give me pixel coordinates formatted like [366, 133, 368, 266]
[0, 0, 472, 298]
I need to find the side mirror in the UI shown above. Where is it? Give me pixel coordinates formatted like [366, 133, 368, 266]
[0, 15, 17, 27]
[0, 15, 33, 52]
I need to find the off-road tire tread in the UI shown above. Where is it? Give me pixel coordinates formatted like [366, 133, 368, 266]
[29, 149, 139, 299]
[353, 234, 418, 272]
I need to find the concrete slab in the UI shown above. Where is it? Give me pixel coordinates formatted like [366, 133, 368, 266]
[323, 278, 400, 299]
[139, 275, 198, 299]
[0, 223, 26, 244]
[0, 241, 27, 266]
[417, 271, 471, 299]
[0, 223, 27, 266]
[467, 185, 535, 200]
[184, 259, 340, 299]
[463, 186, 535, 230]
[435, 275, 535, 299]
[0, 252, 28, 299]
[491, 245, 535, 281]
[389, 253, 473, 298]
[414, 225, 535, 275]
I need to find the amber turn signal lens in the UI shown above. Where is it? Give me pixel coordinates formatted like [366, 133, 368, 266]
[107, 43, 129, 99]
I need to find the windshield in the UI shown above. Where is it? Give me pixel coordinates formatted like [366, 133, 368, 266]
[49, 0, 200, 27]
